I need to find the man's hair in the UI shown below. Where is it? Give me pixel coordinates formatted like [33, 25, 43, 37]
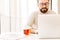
[37, 0, 49, 3]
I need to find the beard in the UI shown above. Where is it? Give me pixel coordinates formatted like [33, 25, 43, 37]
[40, 7, 48, 14]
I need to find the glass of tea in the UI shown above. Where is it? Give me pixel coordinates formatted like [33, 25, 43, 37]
[24, 29, 31, 36]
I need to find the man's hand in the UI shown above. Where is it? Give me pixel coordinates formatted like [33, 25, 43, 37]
[30, 28, 38, 34]
[31, 31, 38, 34]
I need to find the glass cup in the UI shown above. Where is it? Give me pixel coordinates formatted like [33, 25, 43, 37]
[24, 29, 31, 35]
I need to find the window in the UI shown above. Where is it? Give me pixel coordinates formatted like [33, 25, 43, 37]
[52, 0, 58, 13]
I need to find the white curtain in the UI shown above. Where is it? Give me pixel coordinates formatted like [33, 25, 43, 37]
[0, 0, 21, 34]
[0, 0, 10, 34]
[10, 0, 21, 32]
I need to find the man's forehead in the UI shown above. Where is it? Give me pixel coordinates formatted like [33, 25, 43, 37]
[39, 0, 49, 3]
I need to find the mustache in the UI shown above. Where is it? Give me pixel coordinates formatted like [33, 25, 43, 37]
[41, 7, 47, 9]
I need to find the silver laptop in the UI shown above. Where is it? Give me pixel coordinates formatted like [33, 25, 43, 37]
[38, 14, 60, 39]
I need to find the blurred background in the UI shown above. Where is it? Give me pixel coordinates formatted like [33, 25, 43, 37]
[0, 0, 58, 34]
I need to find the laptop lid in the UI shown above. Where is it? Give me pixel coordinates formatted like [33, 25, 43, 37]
[38, 14, 60, 38]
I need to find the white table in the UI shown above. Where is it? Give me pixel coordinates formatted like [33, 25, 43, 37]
[0, 32, 25, 40]
[17, 34, 39, 40]
[39, 39, 60, 40]
[0, 32, 60, 40]
[0, 32, 38, 40]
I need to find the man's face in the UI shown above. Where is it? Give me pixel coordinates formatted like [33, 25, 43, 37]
[38, 0, 49, 13]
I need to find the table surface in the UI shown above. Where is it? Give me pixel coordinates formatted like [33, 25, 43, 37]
[0, 33, 60, 40]
[0, 33, 38, 40]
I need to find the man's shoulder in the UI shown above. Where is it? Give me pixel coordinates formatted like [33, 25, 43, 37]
[32, 11, 39, 16]
[31, 10, 56, 16]
[48, 10, 56, 14]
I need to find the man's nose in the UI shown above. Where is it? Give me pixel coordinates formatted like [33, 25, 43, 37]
[43, 5, 46, 7]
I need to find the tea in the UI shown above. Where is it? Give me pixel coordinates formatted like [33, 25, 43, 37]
[24, 29, 30, 35]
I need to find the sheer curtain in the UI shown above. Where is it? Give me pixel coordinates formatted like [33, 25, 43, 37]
[0, 0, 10, 34]
[0, 0, 21, 34]
[10, 0, 21, 32]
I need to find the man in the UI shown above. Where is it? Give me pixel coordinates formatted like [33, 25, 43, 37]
[27, 0, 56, 34]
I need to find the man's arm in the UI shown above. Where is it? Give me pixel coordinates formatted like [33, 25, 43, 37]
[27, 13, 35, 28]
[27, 13, 38, 34]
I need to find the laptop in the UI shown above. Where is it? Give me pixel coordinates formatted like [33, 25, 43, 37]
[38, 14, 60, 39]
